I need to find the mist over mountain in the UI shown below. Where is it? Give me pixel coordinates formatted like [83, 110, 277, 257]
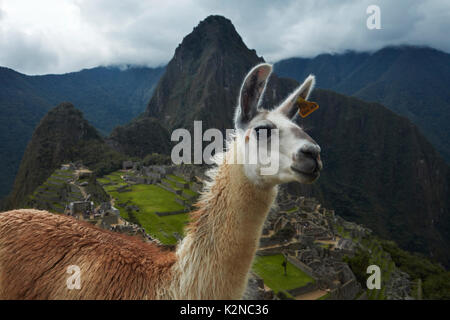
[275, 46, 450, 163]
[0, 65, 164, 199]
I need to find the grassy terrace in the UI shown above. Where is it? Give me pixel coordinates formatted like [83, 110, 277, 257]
[162, 178, 183, 190]
[167, 174, 187, 183]
[252, 254, 314, 296]
[27, 169, 80, 213]
[101, 171, 190, 244]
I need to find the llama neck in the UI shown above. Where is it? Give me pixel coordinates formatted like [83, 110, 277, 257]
[169, 155, 277, 299]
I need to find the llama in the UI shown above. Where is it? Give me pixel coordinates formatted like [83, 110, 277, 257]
[0, 63, 322, 299]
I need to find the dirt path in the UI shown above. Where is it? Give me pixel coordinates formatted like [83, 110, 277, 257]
[258, 240, 297, 250]
[68, 180, 88, 199]
[79, 186, 87, 199]
[296, 289, 328, 300]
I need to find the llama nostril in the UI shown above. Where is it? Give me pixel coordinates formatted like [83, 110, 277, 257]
[300, 144, 320, 159]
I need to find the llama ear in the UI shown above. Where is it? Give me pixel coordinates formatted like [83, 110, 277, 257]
[235, 63, 272, 129]
[277, 74, 315, 119]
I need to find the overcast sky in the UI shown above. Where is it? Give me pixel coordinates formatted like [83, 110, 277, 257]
[0, 0, 449, 75]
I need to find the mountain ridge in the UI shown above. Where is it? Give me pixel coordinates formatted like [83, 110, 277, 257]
[274, 46, 450, 162]
[0, 65, 164, 199]
[4, 102, 125, 209]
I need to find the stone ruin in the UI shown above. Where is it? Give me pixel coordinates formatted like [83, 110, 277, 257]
[256, 187, 370, 300]
[68, 201, 94, 217]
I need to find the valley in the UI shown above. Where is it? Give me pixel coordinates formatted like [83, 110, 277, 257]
[23, 158, 447, 300]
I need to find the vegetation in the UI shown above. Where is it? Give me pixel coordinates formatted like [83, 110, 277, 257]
[379, 239, 450, 300]
[110, 184, 184, 213]
[252, 254, 314, 295]
[3, 103, 125, 209]
[143, 153, 172, 166]
[101, 171, 189, 244]
[109, 118, 171, 158]
[342, 233, 450, 300]
[0, 65, 164, 200]
[24, 167, 107, 213]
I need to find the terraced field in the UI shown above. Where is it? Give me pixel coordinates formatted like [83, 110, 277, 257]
[99, 171, 197, 244]
[27, 169, 80, 213]
[252, 254, 314, 297]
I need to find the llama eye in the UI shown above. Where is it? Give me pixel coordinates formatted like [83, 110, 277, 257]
[254, 126, 273, 139]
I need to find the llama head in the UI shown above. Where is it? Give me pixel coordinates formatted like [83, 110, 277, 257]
[233, 63, 322, 187]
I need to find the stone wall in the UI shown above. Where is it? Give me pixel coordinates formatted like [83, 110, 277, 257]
[287, 282, 318, 296]
[155, 209, 186, 217]
[327, 279, 361, 300]
[287, 256, 317, 279]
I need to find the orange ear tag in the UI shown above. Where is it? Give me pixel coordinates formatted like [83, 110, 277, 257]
[296, 97, 319, 118]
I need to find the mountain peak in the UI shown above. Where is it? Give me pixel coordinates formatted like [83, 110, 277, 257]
[5, 103, 123, 208]
[196, 15, 235, 31]
[145, 15, 264, 130]
[48, 101, 78, 115]
[189, 15, 240, 42]
[172, 15, 255, 64]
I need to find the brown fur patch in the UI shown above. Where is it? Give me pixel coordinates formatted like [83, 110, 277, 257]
[0, 209, 175, 299]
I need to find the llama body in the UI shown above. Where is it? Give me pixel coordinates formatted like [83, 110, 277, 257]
[0, 63, 322, 299]
[0, 142, 277, 300]
[0, 209, 175, 299]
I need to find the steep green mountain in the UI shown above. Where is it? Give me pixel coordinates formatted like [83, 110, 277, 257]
[136, 15, 450, 266]
[274, 46, 450, 162]
[26, 167, 109, 214]
[0, 67, 52, 201]
[145, 15, 294, 132]
[4, 102, 125, 209]
[108, 117, 171, 158]
[0, 65, 163, 199]
[29, 66, 165, 134]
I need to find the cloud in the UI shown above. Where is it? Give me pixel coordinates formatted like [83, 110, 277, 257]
[0, 0, 449, 75]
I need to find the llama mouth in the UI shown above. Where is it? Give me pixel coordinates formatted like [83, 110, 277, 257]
[290, 165, 320, 179]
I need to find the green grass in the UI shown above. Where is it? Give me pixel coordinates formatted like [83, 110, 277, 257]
[317, 292, 330, 300]
[286, 207, 298, 213]
[167, 174, 187, 183]
[99, 172, 129, 190]
[52, 170, 74, 179]
[109, 184, 185, 213]
[104, 171, 125, 184]
[163, 178, 182, 190]
[252, 254, 314, 294]
[119, 206, 188, 245]
[336, 225, 351, 238]
[183, 189, 198, 197]
[162, 177, 198, 202]
[97, 177, 112, 185]
[104, 175, 189, 244]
